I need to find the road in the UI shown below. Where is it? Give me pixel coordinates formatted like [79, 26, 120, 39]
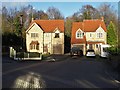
[2, 55, 119, 88]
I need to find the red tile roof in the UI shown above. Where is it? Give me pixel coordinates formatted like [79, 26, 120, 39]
[71, 22, 86, 44]
[71, 19, 107, 44]
[83, 19, 107, 32]
[29, 20, 64, 33]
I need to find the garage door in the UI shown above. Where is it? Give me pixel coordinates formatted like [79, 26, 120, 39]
[53, 44, 62, 54]
[73, 45, 84, 51]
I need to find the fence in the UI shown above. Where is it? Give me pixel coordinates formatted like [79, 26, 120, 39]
[9, 47, 42, 61]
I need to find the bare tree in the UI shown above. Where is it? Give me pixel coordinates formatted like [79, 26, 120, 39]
[98, 3, 118, 26]
[80, 5, 100, 20]
[37, 10, 48, 20]
[47, 6, 64, 19]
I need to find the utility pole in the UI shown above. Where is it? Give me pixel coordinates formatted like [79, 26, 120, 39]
[20, 14, 23, 51]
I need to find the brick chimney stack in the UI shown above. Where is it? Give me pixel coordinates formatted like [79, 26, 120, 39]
[20, 14, 23, 25]
[101, 16, 104, 21]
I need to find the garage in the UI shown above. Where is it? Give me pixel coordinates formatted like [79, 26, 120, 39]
[72, 44, 85, 55]
[53, 44, 62, 54]
[73, 45, 83, 50]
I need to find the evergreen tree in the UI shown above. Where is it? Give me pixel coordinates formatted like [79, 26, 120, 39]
[107, 21, 117, 46]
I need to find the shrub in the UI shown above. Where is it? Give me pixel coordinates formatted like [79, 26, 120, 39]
[29, 52, 40, 58]
[108, 46, 118, 55]
[16, 52, 41, 58]
[42, 53, 51, 60]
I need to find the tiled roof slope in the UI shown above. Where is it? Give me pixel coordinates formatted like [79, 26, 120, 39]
[29, 20, 64, 32]
[71, 22, 86, 44]
[83, 19, 107, 32]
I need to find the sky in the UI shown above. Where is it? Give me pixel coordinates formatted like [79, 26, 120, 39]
[1, 1, 119, 17]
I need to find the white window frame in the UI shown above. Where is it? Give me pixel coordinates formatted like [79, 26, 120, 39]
[90, 33, 92, 38]
[97, 32, 103, 38]
[31, 33, 38, 38]
[76, 29, 84, 39]
[45, 33, 49, 37]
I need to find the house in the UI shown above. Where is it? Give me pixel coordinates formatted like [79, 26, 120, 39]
[26, 20, 64, 54]
[71, 17, 107, 55]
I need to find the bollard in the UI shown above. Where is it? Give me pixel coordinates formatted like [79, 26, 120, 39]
[9, 47, 12, 58]
[14, 50, 16, 59]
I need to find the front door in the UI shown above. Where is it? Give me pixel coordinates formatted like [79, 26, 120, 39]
[44, 44, 48, 53]
[89, 44, 93, 49]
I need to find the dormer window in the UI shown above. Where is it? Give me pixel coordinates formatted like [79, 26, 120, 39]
[55, 33, 59, 38]
[76, 29, 84, 39]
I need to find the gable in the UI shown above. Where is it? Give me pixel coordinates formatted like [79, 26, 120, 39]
[29, 20, 64, 33]
[96, 26, 105, 33]
[76, 28, 84, 33]
[54, 28, 60, 33]
[26, 23, 43, 33]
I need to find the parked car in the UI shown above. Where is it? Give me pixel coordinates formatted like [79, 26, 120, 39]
[86, 49, 96, 57]
[70, 47, 83, 57]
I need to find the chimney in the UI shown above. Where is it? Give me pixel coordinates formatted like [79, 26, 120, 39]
[101, 16, 104, 21]
[20, 14, 23, 25]
[31, 11, 34, 22]
[32, 17, 34, 22]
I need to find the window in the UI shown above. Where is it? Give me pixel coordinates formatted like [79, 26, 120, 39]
[76, 30, 84, 39]
[55, 33, 59, 38]
[89, 44, 93, 49]
[30, 44, 39, 50]
[31, 33, 38, 38]
[97, 33, 103, 38]
[30, 41, 39, 50]
[90, 33, 92, 38]
[96, 44, 98, 48]
[45, 33, 49, 37]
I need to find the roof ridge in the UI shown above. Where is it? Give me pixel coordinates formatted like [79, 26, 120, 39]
[33, 19, 64, 21]
[83, 19, 101, 22]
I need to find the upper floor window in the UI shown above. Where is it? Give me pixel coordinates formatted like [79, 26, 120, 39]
[55, 33, 59, 38]
[97, 33, 103, 38]
[76, 30, 84, 39]
[45, 33, 49, 37]
[90, 33, 92, 38]
[31, 33, 38, 38]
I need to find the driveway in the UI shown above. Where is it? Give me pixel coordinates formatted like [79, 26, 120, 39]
[2, 55, 119, 88]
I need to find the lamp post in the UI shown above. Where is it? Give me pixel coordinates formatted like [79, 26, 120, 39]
[20, 14, 23, 51]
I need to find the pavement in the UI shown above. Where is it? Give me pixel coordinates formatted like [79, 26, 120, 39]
[2, 54, 120, 88]
[105, 66, 120, 84]
[44, 53, 69, 62]
[104, 54, 120, 83]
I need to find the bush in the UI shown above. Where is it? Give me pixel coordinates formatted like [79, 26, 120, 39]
[16, 52, 41, 58]
[42, 53, 51, 60]
[16, 52, 24, 58]
[108, 47, 118, 55]
[29, 52, 40, 58]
